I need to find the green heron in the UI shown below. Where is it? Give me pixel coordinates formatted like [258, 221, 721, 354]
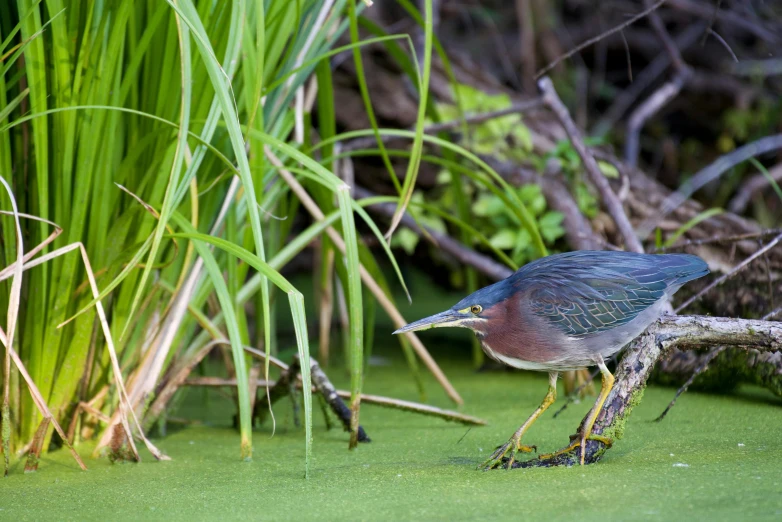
[394, 251, 708, 469]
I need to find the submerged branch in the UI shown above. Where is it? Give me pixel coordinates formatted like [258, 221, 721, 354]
[186, 355, 487, 436]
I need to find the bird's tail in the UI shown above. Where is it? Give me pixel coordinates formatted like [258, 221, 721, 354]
[663, 254, 710, 286]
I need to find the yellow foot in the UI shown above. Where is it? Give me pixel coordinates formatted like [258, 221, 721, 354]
[479, 438, 537, 471]
[539, 434, 613, 465]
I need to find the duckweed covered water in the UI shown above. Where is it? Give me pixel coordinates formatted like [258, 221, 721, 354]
[1, 350, 781, 521]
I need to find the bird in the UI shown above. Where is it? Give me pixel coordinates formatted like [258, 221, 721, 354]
[393, 250, 709, 469]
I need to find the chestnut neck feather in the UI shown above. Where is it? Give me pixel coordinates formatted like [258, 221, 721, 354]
[476, 293, 568, 364]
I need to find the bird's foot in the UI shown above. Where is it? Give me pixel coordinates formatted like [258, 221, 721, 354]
[539, 434, 613, 465]
[479, 437, 537, 471]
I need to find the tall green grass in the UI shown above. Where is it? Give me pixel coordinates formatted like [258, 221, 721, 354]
[0, 0, 544, 478]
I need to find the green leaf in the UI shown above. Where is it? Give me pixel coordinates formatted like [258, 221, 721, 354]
[393, 228, 420, 254]
[539, 211, 565, 243]
[489, 228, 517, 250]
[598, 160, 619, 178]
[472, 194, 506, 218]
[511, 122, 533, 152]
[518, 184, 546, 216]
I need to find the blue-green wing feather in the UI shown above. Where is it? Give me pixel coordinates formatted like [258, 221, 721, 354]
[517, 252, 708, 339]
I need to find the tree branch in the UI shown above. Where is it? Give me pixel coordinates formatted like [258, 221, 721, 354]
[509, 315, 781, 468]
[636, 134, 782, 240]
[538, 76, 643, 253]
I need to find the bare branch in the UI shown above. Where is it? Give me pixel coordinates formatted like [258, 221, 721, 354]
[654, 345, 726, 422]
[535, 0, 667, 79]
[625, 72, 689, 166]
[538, 77, 643, 253]
[637, 134, 782, 240]
[652, 229, 782, 252]
[666, 0, 780, 44]
[593, 23, 705, 136]
[728, 163, 782, 214]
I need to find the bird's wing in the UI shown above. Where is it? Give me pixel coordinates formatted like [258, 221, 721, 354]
[527, 269, 667, 339]
[516, 251, 708, 339]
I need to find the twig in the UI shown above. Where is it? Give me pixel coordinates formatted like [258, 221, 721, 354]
[652, 229, 782, 252]
[699, 0, 721, 45]
[593, 23, 705, 136]
[333, 391, 486, 426]
[534, 0, 667, 79]
[620, 30, 632, 83]
[704, 28, 738, 63]
[728, 163, 782, 214]
[243, 344, 289, 371]
[654, 345, 727, 422]
[251, 356, 309, 432]
[625, 72, 689, 166]
[185, 372, 487, 427]
[764, 307, 782, 321]
[674, 232, 782, 313]
[645, 0, 686, 72]
[666, 0, 780, 44]
[189, 376, 276, 387]
[637, 134, 782, 240]
[310, 358, 370, 441]
[625, 2, 691, 166]
[538, 77, 643, 253]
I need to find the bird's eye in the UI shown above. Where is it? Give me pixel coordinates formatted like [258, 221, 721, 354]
[470, 305, 482, 314]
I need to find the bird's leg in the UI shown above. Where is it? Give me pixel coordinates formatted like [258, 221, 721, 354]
[578, 358, 615, 464]
[480, 372, 558, 471]
[539, 358, 615, 464]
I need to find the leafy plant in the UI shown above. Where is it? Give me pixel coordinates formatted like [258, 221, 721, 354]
[433, 84, 534, 162]
[391, 179, 564, 267]
[0, 0, 440, 479]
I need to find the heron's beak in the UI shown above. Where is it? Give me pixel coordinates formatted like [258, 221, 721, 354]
[393, 309, 465, 334]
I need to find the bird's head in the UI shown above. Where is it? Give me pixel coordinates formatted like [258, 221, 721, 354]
[393, 280, 512, 336]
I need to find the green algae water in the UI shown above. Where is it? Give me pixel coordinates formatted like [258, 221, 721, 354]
[1, 349, 781, 521]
